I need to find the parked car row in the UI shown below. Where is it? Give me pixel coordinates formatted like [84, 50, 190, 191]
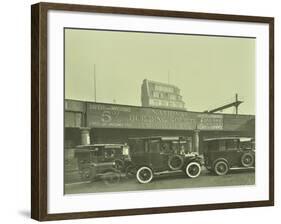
[74, 136, 255, 185]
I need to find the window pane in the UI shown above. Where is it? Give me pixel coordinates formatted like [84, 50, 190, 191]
[149, 140, 160, 153]
[219, 140, 226, 151]
[226, 140, 238, 150]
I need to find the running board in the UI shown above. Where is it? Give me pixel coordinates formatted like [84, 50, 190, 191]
[154, 170, 183, 176]
[229, 167, 255, 170]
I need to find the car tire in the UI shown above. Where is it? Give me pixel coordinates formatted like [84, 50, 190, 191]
[241, 152, 254, 167]
[214, 160, 229, 176]
[79, 168, 91, 180]
[185, 162, 201, 178]
[168, 155, 184, 170]
[136, 166, 153, 184]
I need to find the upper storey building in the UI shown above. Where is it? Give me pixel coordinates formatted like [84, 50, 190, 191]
[141, 79, 185, 110]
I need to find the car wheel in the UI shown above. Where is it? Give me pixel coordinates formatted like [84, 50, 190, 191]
[79, 168, 91, 180]
[136, 166, 153, 184]
[168, 155, 184, 170]
[185, 162, 201, 178]
[241, 152, 254, 167]
[214, 160, 229, 176]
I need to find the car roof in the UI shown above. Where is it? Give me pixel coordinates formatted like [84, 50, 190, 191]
[204, 137, 253, 142]
[128, 136, 186, 141]
[76, 144, 123, 149]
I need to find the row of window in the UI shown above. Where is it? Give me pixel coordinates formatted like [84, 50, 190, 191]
[131, 139, 193, 154]
[154, 85, 176, 93]
[151, 91, 183, 101]
[149, 99, 184, 108]
[207, 140, 254, 151]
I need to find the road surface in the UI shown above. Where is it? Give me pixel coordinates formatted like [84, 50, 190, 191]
[64, 168, 255, 194]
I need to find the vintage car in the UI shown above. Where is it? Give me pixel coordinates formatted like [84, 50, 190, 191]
[203, 137, 255, 176]
[128, 136, 203, 184]
[74, 144, 130, 184]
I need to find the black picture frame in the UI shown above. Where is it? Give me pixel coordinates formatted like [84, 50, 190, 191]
[31, 2, 274, 221]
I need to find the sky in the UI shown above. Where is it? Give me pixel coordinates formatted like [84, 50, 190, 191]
[64, 28, 255, 115]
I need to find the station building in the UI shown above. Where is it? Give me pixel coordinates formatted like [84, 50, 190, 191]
[64, 99, 255, 155]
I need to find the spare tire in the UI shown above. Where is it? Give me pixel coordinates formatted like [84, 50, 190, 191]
[168, 155, 184, 170]
[241, 152, 254, 167]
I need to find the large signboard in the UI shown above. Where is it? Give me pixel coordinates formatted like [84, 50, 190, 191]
[86, 103, 223, 130]
[142, 79, 185, 110]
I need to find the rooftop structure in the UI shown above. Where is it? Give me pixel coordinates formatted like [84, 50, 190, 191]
[141, 79, 186, 110]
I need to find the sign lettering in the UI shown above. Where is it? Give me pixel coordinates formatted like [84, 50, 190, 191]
[87, 103, 223, 130]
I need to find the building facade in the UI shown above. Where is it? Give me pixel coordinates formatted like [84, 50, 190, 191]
[65, 99, 255, 155]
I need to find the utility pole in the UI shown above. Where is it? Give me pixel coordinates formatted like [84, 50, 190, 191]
[205, 93, 243, 114]
[93, 64, 97, 102]
[235, 93, 238, 114]
[168, 70, 170, 84]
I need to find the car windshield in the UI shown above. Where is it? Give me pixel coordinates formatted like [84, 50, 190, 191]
[226, 139, 238, 150]
[171, 141, 179, 153]
[90, 147, 119, 162]
[240, 140, 253, 150]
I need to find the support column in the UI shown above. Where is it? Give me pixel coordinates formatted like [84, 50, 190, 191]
[80, 127, 91, 145]
[187, 138, 193, 153]
[193, 129, 200, 154]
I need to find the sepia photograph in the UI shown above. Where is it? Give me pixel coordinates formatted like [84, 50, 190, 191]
[64, 28, 256, 195]
[30, 2, 274, 220]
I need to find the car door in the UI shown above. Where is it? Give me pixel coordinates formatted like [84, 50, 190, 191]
[159, 140, 171, 170]
[225, 139, 240, 167]
[148, 139, 166, 171]
[129, 139, 147, 167]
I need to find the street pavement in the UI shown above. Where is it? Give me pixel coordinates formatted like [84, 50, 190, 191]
[64, 168, 255, 194]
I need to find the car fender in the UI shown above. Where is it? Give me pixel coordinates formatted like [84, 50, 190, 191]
[136, 164, 154, 172]
[184, 156, 203, 166]
[246, 150, 255, 156]
[212, 157, 229, 169]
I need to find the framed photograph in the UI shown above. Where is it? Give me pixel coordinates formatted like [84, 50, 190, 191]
[31, 2, 274, 221]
